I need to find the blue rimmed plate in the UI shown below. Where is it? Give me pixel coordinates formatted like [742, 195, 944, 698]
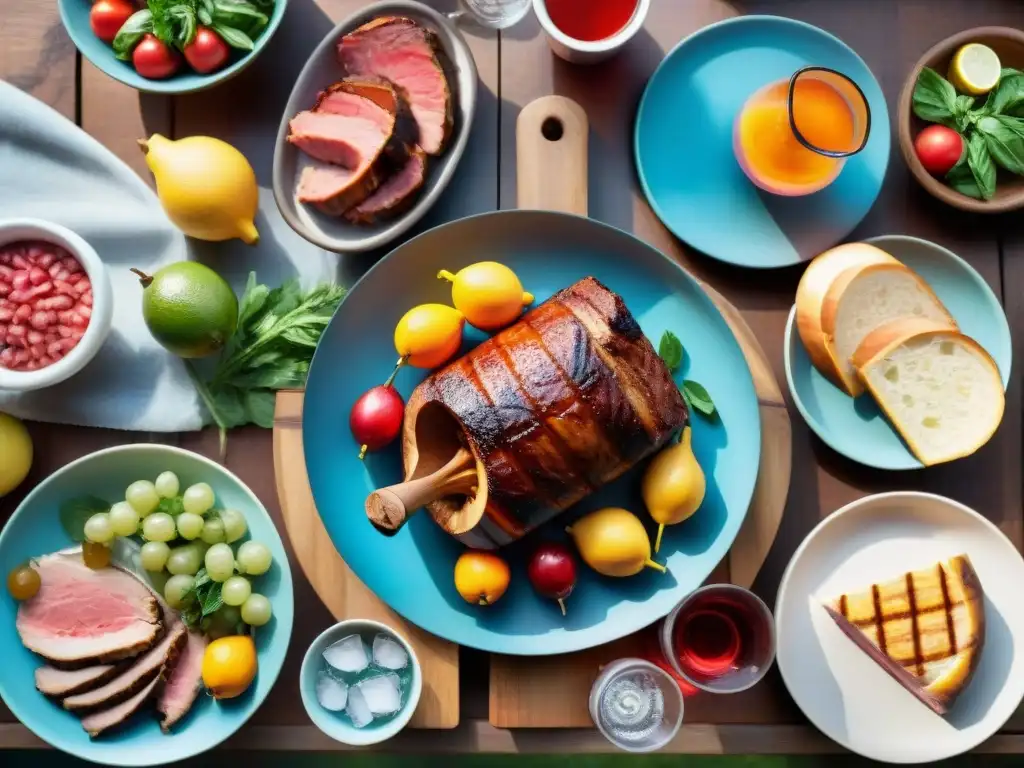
[784, 235, 1012, 470]
[634, 15, 890, 268]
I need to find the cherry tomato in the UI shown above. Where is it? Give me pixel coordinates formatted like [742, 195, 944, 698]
[6, 564, 41, 601]
[132, 34, 182, 80]
[914, 124, 964, 176]
[184, 27, 231, 74]
[90, 0, 135, 44]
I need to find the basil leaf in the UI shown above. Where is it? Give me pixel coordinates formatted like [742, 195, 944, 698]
[965, 130, 997, 200]
[658, 330, 683, 373]
[168, 4, 197, 46]
[913, 67, 958, 124]
[985, 68, 1024, 116]
[243, 388, 277, 429]
[199, 581, 224, 617]
[210, 385, 248, 428]
[946, 157, 983, 199]
[211, 0, 268, 38]
[198, 7, 213, 25]
[212, 23, 254, 51]
[953, 95, 977, 133]
[193, 568, 212, 589]
[682, 380, 716, 418]
[978, 115, 1024, 175]
[60, 495, 110, 542]
[112, 9, 153, 61]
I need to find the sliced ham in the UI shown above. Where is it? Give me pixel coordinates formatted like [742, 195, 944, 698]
[338, 17, 453, 155]
[318, 79, 419, 164]
[16, 553, 161, 667]
[288, 111, 393, 169]
[157, 631, 207, 731]
[297, 160, 395, 216]
[346, 148, 427, 224]
[64, 622, 187, 714]
[35, 663, 123, 699]
[81, 676, 161, 739]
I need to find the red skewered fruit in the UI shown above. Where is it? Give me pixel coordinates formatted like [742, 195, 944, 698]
[527, 542, 577, 616]
[350, 361, 405, 460]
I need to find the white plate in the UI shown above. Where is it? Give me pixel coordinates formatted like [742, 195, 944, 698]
[775, 492, 1024, 763]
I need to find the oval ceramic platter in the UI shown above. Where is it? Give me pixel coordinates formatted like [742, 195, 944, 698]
[784, 235, 1012, 470]
[0, 446, 294, 766]
[273, 0, 477, 253]
[303, 211, 762, 655]
[776, 492, 1024, 763]
[634, 16, 890, 268]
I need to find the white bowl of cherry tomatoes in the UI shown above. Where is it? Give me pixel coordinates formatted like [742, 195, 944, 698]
[58, 0, 287, 94]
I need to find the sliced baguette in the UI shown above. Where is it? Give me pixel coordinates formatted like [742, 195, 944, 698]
[796, 243, 899, 390]
[822, 262, 956, 396]
[852, 318, 1004, 466]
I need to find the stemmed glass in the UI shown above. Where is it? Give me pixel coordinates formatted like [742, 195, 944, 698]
[445, 0, 532, 30]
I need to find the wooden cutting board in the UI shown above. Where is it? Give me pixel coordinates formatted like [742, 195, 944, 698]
[487, 96, 792, 728]
[273, 393, 460, 729]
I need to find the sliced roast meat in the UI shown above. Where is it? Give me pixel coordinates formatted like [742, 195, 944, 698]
[16, 552, 162, 667]
[338, 17, 453, 155]
[81, 675, 161, 739]
[35, 663, 124, 699]
[288, 111, 396, 169]
[317, 79, 419, 163]
[297, 160, 396, 216]
[346, 148, 427, 224]
[64, 622, 186, 715]
[157, 630, 207, 731]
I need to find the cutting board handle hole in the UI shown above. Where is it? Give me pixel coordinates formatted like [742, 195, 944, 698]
[541, 117, 564, 142]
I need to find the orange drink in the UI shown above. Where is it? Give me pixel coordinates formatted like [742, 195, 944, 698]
[734, 67, 870, 196]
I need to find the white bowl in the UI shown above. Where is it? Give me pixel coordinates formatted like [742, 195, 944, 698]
[300, 619, 423, 746]
[533, 0, 650, 64]
[0, 218, 113, 391]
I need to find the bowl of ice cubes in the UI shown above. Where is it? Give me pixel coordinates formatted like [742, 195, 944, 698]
[300, 619, 423, 746]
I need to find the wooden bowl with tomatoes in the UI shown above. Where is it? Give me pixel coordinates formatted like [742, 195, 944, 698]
[57, 0, 287, 94]
[898, 26, 1024, 213]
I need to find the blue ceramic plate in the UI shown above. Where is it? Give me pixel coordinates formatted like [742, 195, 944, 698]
[784, 235, 1012, 470]
[634, 16, 890, 269]
[57, 0, 287, 94]
[303, 211, 762, 655]
[0, 445, 294, 766]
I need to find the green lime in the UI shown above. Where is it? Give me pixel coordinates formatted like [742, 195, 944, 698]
[134, 262, 239, 359]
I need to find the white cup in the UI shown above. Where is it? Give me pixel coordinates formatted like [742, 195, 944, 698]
[533, 0, 651, 64]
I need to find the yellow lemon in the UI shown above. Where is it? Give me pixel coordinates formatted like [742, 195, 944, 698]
[438, 262, 534, 330]
[394, 303, 465, 369]
[202, 634, 258, 699]
[949, 43, 1001, 96]
[140, 134, 260, 245]
[0, 413, 32, 497]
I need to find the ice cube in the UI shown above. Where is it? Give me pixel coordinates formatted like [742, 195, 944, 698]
[372, 633, 409, 670]
[323, 634, 369, 673]
[345, 684, 374, 728]
[315, 672, 348, 712]
[356, 673, 402, 715]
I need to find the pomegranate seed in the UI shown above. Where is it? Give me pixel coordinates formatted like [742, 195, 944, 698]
[15, 304, 32, 321]
[11, 273, 28, 291]
[26, 330, 43, 345]
[28, 267, 47, 286]
[50, 295, 73, 311]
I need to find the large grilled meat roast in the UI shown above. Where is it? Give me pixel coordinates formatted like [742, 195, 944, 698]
[399, 277, 688, 549]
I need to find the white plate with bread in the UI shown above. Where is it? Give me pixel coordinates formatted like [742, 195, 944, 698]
[776, 492, 1024, 763]
[784, 235, 1011, 469]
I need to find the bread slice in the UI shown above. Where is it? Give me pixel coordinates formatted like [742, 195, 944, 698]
[824, 555, 985, 716]
[796, 243, 898, 391]
[821, 262, 956, 396]
[852, 318, 1003, 466]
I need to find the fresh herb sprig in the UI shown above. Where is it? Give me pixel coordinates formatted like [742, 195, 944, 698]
[179, 568, 223, 630]
[913, 66, 1024, 200]
[186, 272, 346, 457]
[657, 331, 717, 418]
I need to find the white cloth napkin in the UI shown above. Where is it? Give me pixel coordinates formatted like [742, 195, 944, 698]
[0, 80, 337, 431]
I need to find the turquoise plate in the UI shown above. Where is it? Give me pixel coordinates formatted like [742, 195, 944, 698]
[303, 211, 762, 655]
[0, 445, 294, 766]
[784, 235, 1012, 470]
[634, 15, 890, 268]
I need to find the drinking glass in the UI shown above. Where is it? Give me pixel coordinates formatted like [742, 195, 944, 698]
[588, 658, 683, 753]
[446, 0, 532, 30]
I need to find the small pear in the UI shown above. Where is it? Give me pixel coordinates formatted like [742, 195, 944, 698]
[642, 426, 706, 554]
[565, 507, 665, 578]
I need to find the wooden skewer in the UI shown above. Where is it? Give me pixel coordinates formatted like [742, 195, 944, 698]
[365, 448, 476, 533]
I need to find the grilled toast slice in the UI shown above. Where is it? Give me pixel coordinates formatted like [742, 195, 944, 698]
[824, 555, 985, 715]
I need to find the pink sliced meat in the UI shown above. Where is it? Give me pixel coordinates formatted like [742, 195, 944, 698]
[80, 676, 161, 739]
[157, 630, 207, 731]
[298, 160, 395, 216]
[346, 148, 427, 224]
[16, 552, 161, 667]
[35, 663, 123, 698]
[288, 111, 390, 169]
[338, 17, 453, 155]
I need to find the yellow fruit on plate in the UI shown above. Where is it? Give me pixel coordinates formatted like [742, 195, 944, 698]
[566, 507, 666, 578]
[948, 43, 1001, 96]
[642, 426, 706, 554]
[454, 550, 511, 606]
[0, 412, 32, 497]
[140, 134, 260, 245]
[438, 262, 534, 330]
[394, 303, 465, 369]
[202, 634, 258, 699]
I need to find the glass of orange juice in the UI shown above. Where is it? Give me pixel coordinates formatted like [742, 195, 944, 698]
[734, 67, 871, 196]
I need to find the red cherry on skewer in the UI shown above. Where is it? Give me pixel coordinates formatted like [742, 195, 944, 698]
[528, 542, 577, 616]
[350, 360, 405, 460]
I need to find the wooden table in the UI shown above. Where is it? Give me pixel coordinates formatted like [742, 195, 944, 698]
[2, 0, 1024, 755]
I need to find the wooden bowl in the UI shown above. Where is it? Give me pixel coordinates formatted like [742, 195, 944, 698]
[898, 27, 1024, 213]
